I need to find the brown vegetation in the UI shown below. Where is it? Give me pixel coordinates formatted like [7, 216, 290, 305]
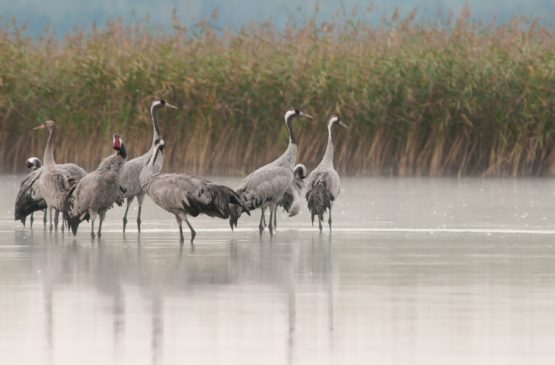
[1, 12, 555, 176]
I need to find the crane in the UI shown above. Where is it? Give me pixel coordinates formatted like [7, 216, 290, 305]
[34, 120, 83, 232]
[305, 115, 348, 231]
[229, 109, 312, 234]
[140, 139, 249, 244]
[119, 100, 178, 233]
[15, 157, 86, 227]
[65, 134, 127, 239]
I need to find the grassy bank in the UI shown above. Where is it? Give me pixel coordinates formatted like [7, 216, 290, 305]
[1, 13, 555, 176]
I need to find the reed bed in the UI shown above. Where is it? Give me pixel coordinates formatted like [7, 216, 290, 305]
[1, 12, 555, 176]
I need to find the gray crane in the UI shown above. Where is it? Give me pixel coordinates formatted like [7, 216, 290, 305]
[15, 157, 46, 227]
[65, 135, 127, 239]
[140, 139, 249, 244]
[278, 163, 307, 217]
[229, 109, 312, 234]
[305, 115, 348, 231]
[34, 120, 85, 232]
[15, 157, 86, 228]
[261, 163, 308, 230]
[119, 100, 178, 234]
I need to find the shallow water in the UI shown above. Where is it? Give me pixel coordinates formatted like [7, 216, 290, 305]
[2, 176, 555, 364]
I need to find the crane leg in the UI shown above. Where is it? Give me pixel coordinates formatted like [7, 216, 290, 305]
[273, 205, 278, 230]
[175, 215, 184, 244]
[184, 216, 196, 244]
[30, 212, 34, 228]
[122, 196, 134, 233]
[318, 215, 323, 232]
[49, 207, 53, 232]
[328, 207, 332, 230]
[259, 208, 266, 234]
[137, 194, 145, 234]
[54, 209, 59, 232]
[43, 209, 47, 227]
[97, 212, 106, 238]
[263, 210, 267, 227]
[90, 212, 97, 239]
[268, 205, 275, 235]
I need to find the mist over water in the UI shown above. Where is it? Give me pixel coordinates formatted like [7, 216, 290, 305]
[2, 176, 555, 364]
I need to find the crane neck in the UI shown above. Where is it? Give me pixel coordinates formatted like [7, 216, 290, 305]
[150, 104, 162, 144]
[322, 125, 335, 166]
[285, 116, 297, 145]
[140, 148, 164, 187]
[117, 143, 127, 159]
[43, 126, 57, 167]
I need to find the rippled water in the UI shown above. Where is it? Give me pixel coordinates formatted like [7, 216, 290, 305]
[2, 176, 555, 364]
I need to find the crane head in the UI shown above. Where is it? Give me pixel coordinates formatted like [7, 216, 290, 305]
[33, 120, 56, 131]
[294, 164, 307, 179]
[113, 134, 127, 159]
[152, 99, 179, 110]
[328, 115, 349, 129]
[113, 134, 122, 150]
[25, 157, 42, 170]
[153, 137, 165, 152]
[284, 109, 312, 122]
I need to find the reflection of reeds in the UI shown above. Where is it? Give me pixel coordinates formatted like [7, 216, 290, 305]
[1, 12, 555, 176]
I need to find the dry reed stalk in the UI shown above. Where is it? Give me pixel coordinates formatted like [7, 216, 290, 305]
[1, 12, 555, 176]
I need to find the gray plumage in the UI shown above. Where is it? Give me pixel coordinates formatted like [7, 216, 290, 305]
[140, 139, 249, 244]
[15, 157, 86, 227]
[278, 164, 307, 217]
[34, 120, 85, 232]
[305, 115, 348, 231]
[15, 158, 45, 226]
[229, 109, 312, 234]
[119, 100, 177, 233]
[65, 135, 127, 238]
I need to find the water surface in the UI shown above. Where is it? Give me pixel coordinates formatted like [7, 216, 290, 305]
[1, 177, 555, 364]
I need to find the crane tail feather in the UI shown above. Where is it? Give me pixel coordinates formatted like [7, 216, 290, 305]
[306, 181, 334, 225]
[63, 185, 81, 236]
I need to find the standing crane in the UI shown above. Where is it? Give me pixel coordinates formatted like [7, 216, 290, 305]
[34, 120, 84, 232]
[140, 139, 249, 244]
[15, 157, 86, 228]
[305, 115, 348, 231]
[65, 135, 127, 239]
[229, 109, 312, 234]
[260, 163, 308, 230]
[278, 163, 307, 217]
[120, 100, 178, 233]
[15, 157, 46, 227]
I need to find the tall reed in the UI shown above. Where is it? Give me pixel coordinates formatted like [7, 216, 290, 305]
[1, 12, 555, 176]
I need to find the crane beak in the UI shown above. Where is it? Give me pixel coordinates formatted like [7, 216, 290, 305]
[300, 112, 312, 119]
[339, 121, 349, 129]
[33, 124, 46, 130]
[165, 102, 179, 110]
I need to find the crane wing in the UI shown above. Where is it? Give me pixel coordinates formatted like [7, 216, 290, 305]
[14, 169, 46, 222]
[236, 165, 293, 210]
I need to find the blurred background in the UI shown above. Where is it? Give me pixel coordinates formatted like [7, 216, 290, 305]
[4, 0, 555, 36]
[1, 0, 555, 176]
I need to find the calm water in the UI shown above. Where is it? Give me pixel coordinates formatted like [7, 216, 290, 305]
[2, 176, 555, 364]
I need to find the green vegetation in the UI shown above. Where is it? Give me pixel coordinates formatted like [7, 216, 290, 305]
[1, 13, 555, 176]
